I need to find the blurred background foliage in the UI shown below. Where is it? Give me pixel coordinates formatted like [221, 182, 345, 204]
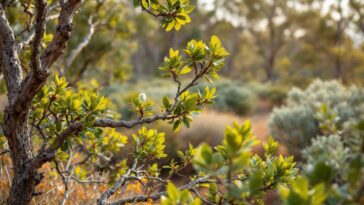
[4, 0, 364, 88]
[5, 0, 363, 85]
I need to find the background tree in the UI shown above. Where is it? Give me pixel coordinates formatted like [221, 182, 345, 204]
[350, 0, 364, 35]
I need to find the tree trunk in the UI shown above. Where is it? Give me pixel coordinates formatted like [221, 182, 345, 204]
[334, 2, 344, 81]
[264, 51, 277, 81]
[264, 65, 275, 81]
[223, 36, 239, 76]
[7, 168, 37, 205]
[335, 54, 343, 80]
[2, 107, 38, 205]
[0, 0, 80, 204]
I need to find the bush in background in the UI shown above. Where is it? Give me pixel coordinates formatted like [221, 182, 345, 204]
[106, 79, 263, 117]
[302, 135, 350, 174]
[104, 78, 291, 119]
[279, 95, 364, 205]
[248, 82, 288, 106]
[212, 80, 257, 115]
[280, 117, 364, 205]
[269, 79, 364, 156]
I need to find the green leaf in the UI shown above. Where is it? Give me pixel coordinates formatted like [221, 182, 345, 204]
[173, 120, 181, 132]
[170, 1, 180, 10]
[311, 183, 327, 205]
[249, 170, 264, 196]
[180, 66, 192, 74]
[141, 0, 149, 8]
[166, 182, 179, 200]
[204, 76, 213, 84]
[163, 96, 171, 109]
[61, 140, 69, 152]
[182, 117, 191, 128]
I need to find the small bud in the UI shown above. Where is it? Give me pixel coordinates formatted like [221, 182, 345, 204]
[138, 93, 147, 102]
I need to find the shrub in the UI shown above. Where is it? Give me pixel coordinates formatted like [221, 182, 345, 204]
[302, 135, 350, 174]
[278, 90, 364, 205]
[263, 86, 288, 106]
[195, 80, 257, 115]
[270, 106, 317, 154]
[269, 79, 364, 156]
[250, 83, 288, 106]
[280, 120, 364, 205]
[215, 81, 256, 115]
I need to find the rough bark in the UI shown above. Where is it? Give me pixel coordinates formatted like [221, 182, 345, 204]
[0, 5, 36, 205]
[3, 110, 37, 205]
[0, 0, 80, 204]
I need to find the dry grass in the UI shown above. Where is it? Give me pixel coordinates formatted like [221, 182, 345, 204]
[179, 110, 245, 147]
[0, 155, 153, 205]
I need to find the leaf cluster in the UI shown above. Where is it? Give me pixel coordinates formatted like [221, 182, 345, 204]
[159, 36, 229, 82]
[132, 127, 167, 160]
[191, 122, 297, 204]
[133, 0, 195, 31]
[31, 76, 110, 151]
[161, 183, 201, 205]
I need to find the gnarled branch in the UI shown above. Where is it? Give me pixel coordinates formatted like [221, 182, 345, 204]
[14, 0, 81, 113]
[18, 2, 61, 50]
[0, 6, 23, 105]
[30, 0, 47, 74]
[40, 0, 81, 70]
[106, 177, 211, 205]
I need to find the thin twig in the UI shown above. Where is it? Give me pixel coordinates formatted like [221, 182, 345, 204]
[191, 188, 214, 205]
[97, 159, 138, 205]
[106, 177, 212, 205]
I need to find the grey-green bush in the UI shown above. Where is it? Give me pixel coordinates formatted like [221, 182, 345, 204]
[298, 118, 364, 204]
[269, 79, 364, 156]
[302, 135, 350, 174]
